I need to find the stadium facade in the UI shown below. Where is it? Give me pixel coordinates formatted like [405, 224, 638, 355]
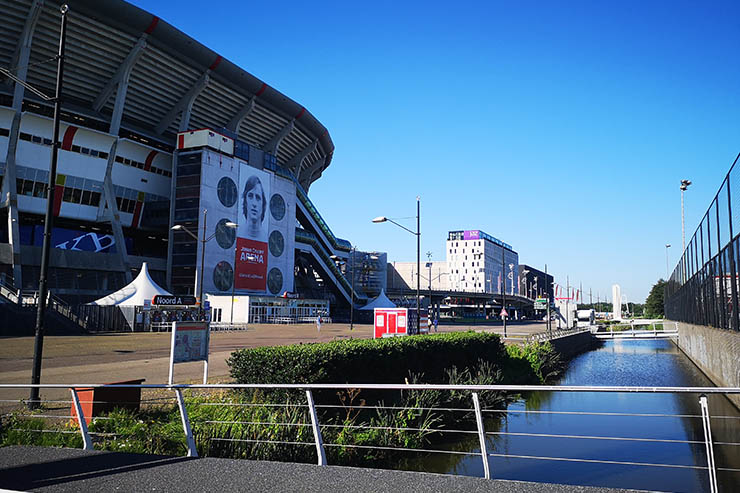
[0, 0, 373, 311]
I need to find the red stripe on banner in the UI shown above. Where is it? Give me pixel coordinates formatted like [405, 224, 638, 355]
[144, 150, 157, 171]
[61, 126, 77, 150]
[209, 55, 222, 70]
[145, 16, 159, 34]
[177, 134, 184, 149]
[131, 201, 143, 228]
[255, 83, 267, 96]
[52, 185, 64, 216]
[295, 107, 305, 119]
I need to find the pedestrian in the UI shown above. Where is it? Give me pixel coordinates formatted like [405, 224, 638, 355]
[433, 316, 439, 332]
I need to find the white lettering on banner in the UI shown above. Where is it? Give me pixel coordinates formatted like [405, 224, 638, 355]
[56, 232, 116, 252]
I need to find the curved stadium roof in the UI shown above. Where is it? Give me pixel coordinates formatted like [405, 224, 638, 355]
[0, 0, 333, 189]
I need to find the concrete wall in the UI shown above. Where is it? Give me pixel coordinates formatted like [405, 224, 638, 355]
[550, 331, 598, 360]
[671, 320, 740, 409]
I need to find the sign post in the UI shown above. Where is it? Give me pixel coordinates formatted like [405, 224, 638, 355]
[168, 321, 210, 384]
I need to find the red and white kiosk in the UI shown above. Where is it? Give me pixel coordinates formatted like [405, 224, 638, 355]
[374, 308, 428, 338]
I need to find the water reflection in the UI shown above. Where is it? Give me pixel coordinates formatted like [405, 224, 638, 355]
[407, 339, 740, 492]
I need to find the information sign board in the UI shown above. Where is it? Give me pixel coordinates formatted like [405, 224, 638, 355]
[168, 322, 210, 384]
[153, 295, 197, 306]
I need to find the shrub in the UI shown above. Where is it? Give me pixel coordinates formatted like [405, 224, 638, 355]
[227, 332, 507, 385]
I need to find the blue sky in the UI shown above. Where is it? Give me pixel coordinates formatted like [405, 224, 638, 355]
[131, 0, 740, 302]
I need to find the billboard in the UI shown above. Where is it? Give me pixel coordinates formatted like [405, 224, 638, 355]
[463, 230, 480, 241]
[195, 149, 296, 296]
[236, 165, 271, 291]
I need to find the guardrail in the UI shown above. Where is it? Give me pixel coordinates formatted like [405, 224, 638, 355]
[1, 383, 738, 492]
[526, 327, 590, 344]
[17, 291, 88, 330]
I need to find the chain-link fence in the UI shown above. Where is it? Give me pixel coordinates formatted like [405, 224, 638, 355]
[665, 152, 740, 331]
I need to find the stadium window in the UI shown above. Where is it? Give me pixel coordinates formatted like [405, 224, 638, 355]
[0, 128, 9, 137]
[115, 156, 124, 163]
[19, 132, 32, 141]
[33, 182, 46, 198]
[81, 147, 90, 155]
[63, 187, 74, 203]
[81, 190, 92, 205]
[99, 152, 108, 159]
[90, 149, 99, 157]
[90, 191, 101, 206]
[71, 145, 81, 153]
[43, 138, 52, 145]
[21, 179, 33, 196]
[31, 135, 42, 143]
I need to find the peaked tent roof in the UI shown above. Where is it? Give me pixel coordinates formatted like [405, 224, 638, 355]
[90, 263, 171, 306]
[359, 289, 397, 310]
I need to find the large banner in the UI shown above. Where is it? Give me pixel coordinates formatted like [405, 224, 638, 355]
[236, 164, 271, 290]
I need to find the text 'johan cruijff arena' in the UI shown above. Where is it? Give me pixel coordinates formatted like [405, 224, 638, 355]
[0, 0, 384, 313]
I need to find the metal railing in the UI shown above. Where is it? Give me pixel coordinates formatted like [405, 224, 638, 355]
[666, 152, 740, 331]
[17, 290, 88, 329]
[1, 382, 738, 492]
[526, 327, 589, 343]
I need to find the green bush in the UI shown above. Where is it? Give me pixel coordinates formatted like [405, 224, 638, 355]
[506, 342, 563, 382]
[227, 332, 507, 385]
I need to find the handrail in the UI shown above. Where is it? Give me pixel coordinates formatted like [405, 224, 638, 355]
[4, 382, 736, 489]
[275, 166, 351, 252]
[295, 228, 365, 301]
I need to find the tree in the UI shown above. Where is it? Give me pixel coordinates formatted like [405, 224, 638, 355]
[645, 279, 667, 318]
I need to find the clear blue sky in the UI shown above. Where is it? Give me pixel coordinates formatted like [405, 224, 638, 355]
[131, 0, 740, 302]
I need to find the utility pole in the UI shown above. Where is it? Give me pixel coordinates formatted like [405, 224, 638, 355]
[30, 5, 69, 409]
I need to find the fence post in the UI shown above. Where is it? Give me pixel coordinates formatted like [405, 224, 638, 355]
[175, 389, 198, 457]
[699, 395, 718, 493]
[306, 390, 327, 466]
[69, 389, 93, 450]
[472, 392, 491, 479]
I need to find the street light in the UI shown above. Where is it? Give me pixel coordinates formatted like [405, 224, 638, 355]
[374, 196, 421, 330]
[680, 179, 691, 252]
[172, 209, 237, 320]
[665, 243, 671, 280]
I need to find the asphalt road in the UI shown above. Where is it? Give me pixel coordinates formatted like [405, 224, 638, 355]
[0, 446, 646, 493]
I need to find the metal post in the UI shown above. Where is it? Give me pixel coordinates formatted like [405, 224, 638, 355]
[199, 209, 207, 321]
[30, 5, 69, 409]
[472, 392, 491, 479]
[231, 239, 237, 327]
[70, 388, 93, 450]
[545, 264, 551, 338]
[699, 395, 718, 493]
[681, 185, 686, 252]
[416, 197, 420, 333]
[350, 247, 355, 331]
[175, 389, 198, 457]
[306, 390, 326, 466]
[725, 184, 739, 331]
[502, 246, 506, 337]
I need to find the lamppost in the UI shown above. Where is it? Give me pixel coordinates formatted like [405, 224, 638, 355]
[680, 179, 691, 252]
[665, 243, 671, 280]
[27, 4, 69, 408]
[172, 210, 236, 320]
[374, 197, 420, 328]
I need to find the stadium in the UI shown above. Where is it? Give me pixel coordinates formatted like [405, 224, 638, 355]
[0, 0, 382, 322]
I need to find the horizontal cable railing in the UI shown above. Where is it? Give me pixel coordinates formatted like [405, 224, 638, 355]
[1, 383, 739, 492]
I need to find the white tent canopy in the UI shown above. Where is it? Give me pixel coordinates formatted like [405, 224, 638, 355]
[90, 262, 171, 306]
[359, 289, 396, 310]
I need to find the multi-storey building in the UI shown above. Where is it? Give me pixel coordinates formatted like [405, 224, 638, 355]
[446, 230, 519, 295]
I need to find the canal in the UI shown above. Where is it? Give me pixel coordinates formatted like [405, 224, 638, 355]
[415, 339, 740, 492]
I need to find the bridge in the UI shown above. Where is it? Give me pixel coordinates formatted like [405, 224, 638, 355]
[593, 320, 680, 340]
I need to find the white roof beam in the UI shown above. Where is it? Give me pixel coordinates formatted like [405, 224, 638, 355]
[290, 139, 317, 179]
[9, 0, 44, 110]
[300, 156, 326, 190]
[226, 97, 255, 133]
[93, 35, 148, 113]
[155, 71, 210, 135]
[261, 119, 294, 156]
